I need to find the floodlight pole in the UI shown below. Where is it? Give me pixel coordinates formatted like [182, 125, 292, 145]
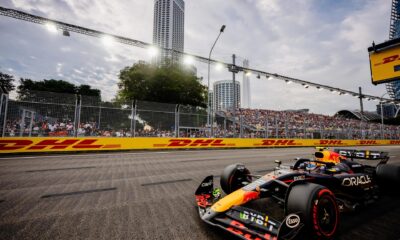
[359, 87, 364, 139]
[380, 100, 384, 138]
[232, 54, 237, 137]
[227, 55, 240, 138]
[207, 25, 226, 137]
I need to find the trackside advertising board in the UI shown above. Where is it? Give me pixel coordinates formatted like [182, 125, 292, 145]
[368, 38, 400, 85]
[1, 138, 400, 154]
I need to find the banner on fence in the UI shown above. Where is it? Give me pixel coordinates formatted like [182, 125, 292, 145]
[1, 138, 400, 154]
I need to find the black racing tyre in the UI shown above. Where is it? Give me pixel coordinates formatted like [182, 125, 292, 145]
[376, 164, 400, 187]
[286, 183, 339, 239]
[220, 163, 251, 194]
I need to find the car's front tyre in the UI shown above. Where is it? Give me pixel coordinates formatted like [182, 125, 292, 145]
[286, 183, 339, 239]
[220, 163, 251, 194]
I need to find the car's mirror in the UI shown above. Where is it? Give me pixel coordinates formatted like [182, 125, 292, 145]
[275, 160, 282, 167]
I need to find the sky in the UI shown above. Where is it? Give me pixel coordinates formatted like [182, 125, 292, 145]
[0, 0, 392, 115]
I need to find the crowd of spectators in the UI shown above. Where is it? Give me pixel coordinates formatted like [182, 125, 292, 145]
[4, 107, 400, 139]
[3, 119, 176, 137]
[234, 108, 400, 139]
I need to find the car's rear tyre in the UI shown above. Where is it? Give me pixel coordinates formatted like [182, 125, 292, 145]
[286, 183, 339, 239]
[220, 163, 251, 194]
[376, 164, 400, 192]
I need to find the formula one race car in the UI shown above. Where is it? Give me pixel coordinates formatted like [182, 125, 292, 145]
[194, 148, 400, 240]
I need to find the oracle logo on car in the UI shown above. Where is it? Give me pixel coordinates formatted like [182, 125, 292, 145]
[0, 139, 121, 151]
[342, 175, 371, 187]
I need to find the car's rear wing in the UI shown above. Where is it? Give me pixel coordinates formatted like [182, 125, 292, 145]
[334, 149, 389, 161]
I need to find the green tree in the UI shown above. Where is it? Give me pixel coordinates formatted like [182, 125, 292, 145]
[17, 78, 101, 102]
[0, 71, 16, 93]
[77, 84, 101, 97]
[117, 62, 206, 107]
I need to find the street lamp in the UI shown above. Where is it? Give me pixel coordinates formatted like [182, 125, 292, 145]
[207, 25, 226, 137]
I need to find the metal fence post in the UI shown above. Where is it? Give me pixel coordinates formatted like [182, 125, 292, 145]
[284, 118, 288, 138]
[73, 94, 78, 137]
[319, 123, 323, 139]
[239, 114, 243, 138]
[265, 119, 269, 138]
[1, 94, 9, 137]
[133, 101, 137, 137]
[210, 108, 213, 137]
[98, 104, 102, 131]
[0, 93, 3, 121]
[0, 94, 3, 136]
[74, 95, 81, 137]
[130, 100, 134, 137]
[28, 112, 34, 137]
[174, 104, 180, 137]
[275, 118, 278, 138]
[223, 117, 226, 138]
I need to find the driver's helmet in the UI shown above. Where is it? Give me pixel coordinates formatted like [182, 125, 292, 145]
[325, 162, 351, 173]
[314, 148, 346, 164]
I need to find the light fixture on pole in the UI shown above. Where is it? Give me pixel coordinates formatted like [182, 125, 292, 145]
[207, 24, 226, 137]
[45, 22, 57, 33]
[62, 30, 70, 37]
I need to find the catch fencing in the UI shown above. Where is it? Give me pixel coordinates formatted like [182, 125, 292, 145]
[1, 90, 399, 140]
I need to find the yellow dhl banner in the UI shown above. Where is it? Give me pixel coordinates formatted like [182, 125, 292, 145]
[1, 138, 400, 154]
[369, 43, 400, 84]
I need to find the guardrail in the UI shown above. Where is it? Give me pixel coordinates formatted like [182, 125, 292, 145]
[1, 137, 399, 154]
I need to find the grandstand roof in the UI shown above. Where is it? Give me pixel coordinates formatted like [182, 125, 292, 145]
[335, 110, 380, 121]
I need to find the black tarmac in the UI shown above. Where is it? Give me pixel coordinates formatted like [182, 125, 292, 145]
[1, 146, 400, 240]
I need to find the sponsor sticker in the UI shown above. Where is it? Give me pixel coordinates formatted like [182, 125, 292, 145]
[342, 175, 371, 187]
[239, 210, 269, 226]
[201, 180, 213, 187]
[293, 175, 305, 181]
[285, 214, 300, 228]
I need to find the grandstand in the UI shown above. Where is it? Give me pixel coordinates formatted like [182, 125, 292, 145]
[215, 108, 400, 139]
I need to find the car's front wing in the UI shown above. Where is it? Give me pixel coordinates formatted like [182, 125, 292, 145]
[197, 204, 303, 240]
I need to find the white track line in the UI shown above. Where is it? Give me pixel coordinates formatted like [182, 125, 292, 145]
[0, 148, 307, 160]
[0, 151, 172, 160]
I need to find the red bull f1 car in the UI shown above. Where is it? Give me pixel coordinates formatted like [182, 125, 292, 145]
[194, 148, 400, 240]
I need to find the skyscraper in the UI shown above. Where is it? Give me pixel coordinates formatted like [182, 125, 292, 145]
[214, 80, 241, 111]
[242, 59, 251, 108]
[153, 0, 185, 64]
[386, 0, 400, 100]
[380, 0, 400, 117]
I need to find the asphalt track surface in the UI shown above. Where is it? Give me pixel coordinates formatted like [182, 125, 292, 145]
[1, 146, 400, 240]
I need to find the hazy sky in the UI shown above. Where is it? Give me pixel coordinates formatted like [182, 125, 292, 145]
[0, 0, 392, 115]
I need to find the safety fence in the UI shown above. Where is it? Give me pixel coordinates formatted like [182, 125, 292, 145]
[1, 90, 400, 140]
[1, 137, 400, 154]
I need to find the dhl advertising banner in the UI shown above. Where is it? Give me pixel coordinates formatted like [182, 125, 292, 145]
[368, 38, 400, 85]
[1, 138, 400, 154]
